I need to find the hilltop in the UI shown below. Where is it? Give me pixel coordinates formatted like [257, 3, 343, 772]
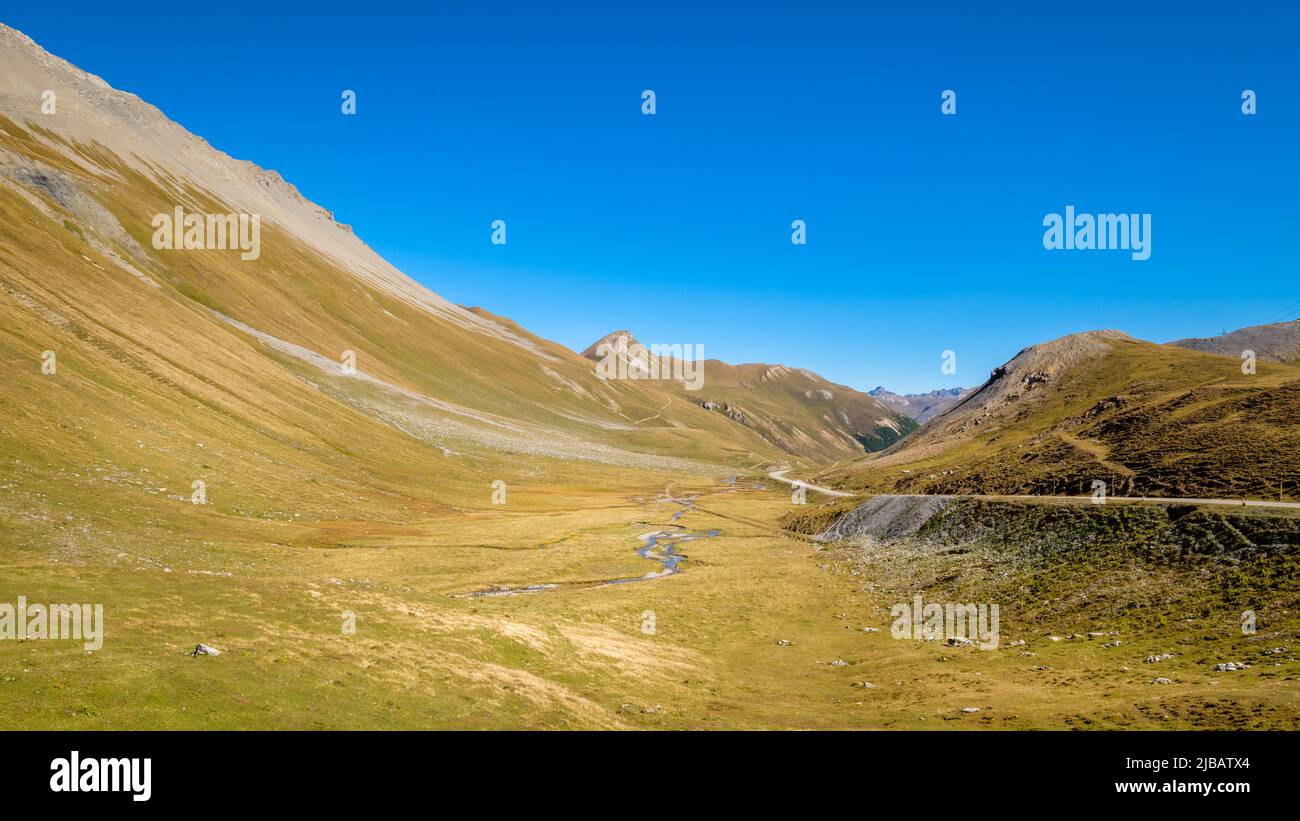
[818, 330, 1300, 500]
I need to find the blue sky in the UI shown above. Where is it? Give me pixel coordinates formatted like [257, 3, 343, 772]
[7, 1, 1297, 393]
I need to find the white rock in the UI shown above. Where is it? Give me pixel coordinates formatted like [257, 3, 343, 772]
[1214, 662, 1249, 672]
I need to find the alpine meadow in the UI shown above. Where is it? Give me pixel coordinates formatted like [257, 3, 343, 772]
[1, 5, 1297, 748]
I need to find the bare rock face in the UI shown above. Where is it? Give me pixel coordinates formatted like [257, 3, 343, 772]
[820, 494, 953, 542]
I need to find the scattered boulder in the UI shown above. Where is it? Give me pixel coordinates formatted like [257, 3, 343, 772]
[961, 707, 981, 713]
[1085, 396, 1126, 418]
[1152, 677, 1172, 685]
[1214, 662, 1250, 672]
[190, 643, 221, 657]
[1145, 653, 1175, 663]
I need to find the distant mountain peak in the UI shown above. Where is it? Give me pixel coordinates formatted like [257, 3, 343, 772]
[580, 330, 643, 359]
[868, 385, 971, 423]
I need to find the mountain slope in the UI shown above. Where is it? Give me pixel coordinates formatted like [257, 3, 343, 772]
[580, 330, 917, 462]
[818, 330, 1300, 500]
[1170, 319, 1300, 363]
[0, 21, 820, 504]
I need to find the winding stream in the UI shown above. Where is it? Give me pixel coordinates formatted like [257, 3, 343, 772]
[462, 491, 722, 598]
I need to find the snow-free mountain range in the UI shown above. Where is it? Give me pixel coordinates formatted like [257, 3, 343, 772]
[2, 23, 1298, 731]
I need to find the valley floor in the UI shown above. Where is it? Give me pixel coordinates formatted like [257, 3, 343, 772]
[2, 475, 1297, 729]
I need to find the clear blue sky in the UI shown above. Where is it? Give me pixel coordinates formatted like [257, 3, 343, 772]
[7, 1, 1297, 393]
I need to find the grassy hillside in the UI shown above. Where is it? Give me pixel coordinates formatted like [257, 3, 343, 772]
[799, 497, 1300, 728]
[3, 24, 1297, 732]
[579, 331, 916, 463]
[819, 334, 1300, 500]
[687, 360, 918, 458]
[0, 112, 808, 490]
